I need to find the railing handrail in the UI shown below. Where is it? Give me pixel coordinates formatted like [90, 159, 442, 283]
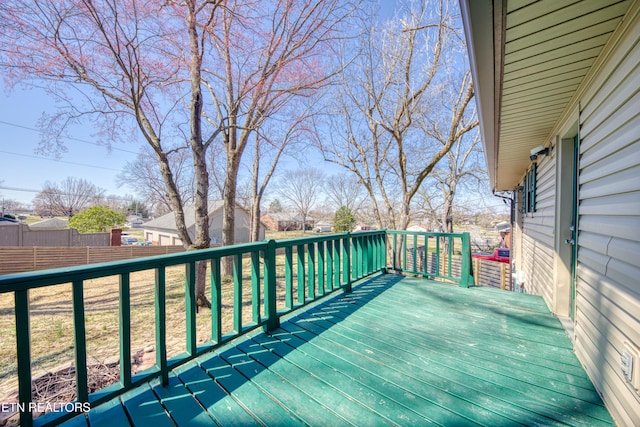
[0, 230, 472, 427]
[0, 240, 269, 292]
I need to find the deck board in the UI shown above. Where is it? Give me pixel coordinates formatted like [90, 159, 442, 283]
[76, 274, 615, 426]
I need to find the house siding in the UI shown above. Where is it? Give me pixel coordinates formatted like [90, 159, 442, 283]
[519, 150, 556, 305]
[574, 10, 640, 425]
[513, 6, 640, 424]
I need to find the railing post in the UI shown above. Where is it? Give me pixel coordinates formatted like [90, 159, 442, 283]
[460, 232, 475, 288]
[342, 233, 351, 293]
[15, 289, 32, 427]
[264, 239, 279, 331]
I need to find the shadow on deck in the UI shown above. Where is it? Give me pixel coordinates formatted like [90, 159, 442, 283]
[68, 274, 614, 426]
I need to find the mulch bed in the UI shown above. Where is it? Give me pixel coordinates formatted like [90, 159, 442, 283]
[1, 348, 154, 427]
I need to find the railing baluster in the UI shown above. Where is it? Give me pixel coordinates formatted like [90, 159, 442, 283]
[448, 236, 453, 279]
[72, 279, 89, 404]
[422, 235, 428, 277]
[251, 251, 261, 324]
[326, 240, 333, 292]
[412, 234, 418, 274]
[334, 239, 341, 290]
[155, 266, 168, 386]
[381, 233, 387, 271]
[119, 272, 132, 388]
[351, 236, 358, 280]
[317, 241, 325, 296]
[307, 243, 315, 300]
[402, 234, 407, 271]
[342, 234, 351, 293]
[211, 258, 222, 344]
[392, 233, 397, 270]
[367, 235, 373, 274]
[285, 246, 293, 309]
[233, 254, 242, 333]
[15, 289, 32, 427]
[436, 237, 441, 277]
[185, 262, 197, 355]
[297, 244, 305, 304]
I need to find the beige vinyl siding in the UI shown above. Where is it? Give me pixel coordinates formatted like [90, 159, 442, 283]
[574, 9, 640, 425]
[520, 151, 556, 304]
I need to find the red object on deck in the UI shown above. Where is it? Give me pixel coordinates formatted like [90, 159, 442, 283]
[472, 248, 510, 263]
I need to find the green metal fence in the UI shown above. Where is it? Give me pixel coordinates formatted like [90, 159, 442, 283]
[0, 230, 471, 427]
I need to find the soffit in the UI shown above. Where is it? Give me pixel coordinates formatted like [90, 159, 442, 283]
[495, 0, 631, 191]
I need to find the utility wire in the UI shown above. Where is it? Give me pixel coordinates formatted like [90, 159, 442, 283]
[0, 150, 122, 172]
[0, 185, 139, 203]
[0, 119, 140, 155]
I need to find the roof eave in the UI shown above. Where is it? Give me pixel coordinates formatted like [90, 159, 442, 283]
[460, 0, 505, 192]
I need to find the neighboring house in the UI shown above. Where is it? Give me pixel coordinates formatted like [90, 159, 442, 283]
[260, 212, 314, 231]
[126, 215, 145, 228]
[312, 222, 333, 233]
[353, 224, 376, 232]
[460, 1, 639, 424]
[143, 201, 264, 246]
[28, 218, 69, 230]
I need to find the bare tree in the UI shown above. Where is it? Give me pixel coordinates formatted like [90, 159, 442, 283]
[247, 100, 317, 241]
[1, 1, 229, 307]
[33, 177, 105, 217]
[324, 174, 366, 213]
[416, 130, 486, 232]
[117, 146, 196, 216]
[276, 168, 325, 233]
[317, 0, 478, 232]
[200, 1, 358, 249]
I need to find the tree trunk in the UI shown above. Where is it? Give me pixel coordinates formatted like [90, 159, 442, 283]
[250, 199, 262, 242]
[185, 2, 212, 308]
[222, 151, 242, 276]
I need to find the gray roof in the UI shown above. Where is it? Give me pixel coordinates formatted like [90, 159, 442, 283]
[143, 201, 225, 231]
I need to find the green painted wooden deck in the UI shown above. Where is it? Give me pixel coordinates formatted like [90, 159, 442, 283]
[67, 274, 614, 426]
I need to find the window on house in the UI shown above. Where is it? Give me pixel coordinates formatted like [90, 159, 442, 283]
[522, 163, 537, 214]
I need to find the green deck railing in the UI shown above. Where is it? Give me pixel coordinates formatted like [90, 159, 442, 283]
[0, 230, 471, 427]
[387, 230, 474, 287]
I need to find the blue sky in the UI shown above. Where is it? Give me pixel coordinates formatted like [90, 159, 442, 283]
[0, 2, 505, 216]
[0, 1, 399, 208]
[0, 83, 145, 206]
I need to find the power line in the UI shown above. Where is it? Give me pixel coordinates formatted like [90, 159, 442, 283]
[0, 185, 140, 203]
[0, 150, 123, 172]
[0, 119, 140, 155]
